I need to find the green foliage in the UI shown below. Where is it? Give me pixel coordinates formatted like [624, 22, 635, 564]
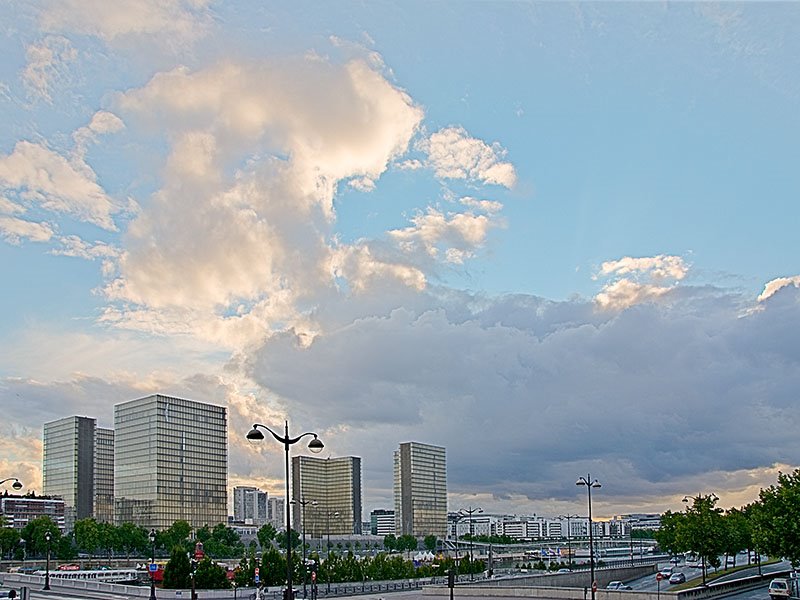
[194, 556, 230, 589]
[163, 546, 191, 589]
[423, 535, 438, 552]
[275, 528, 301, 551]
[20, 516, 60, 557]
[257, 523, 277, 550]
[383, 534, 396, 551]
[754, 469, 800, 566]
[161, 520, 192, 553]
[195, 523, 244, 558]
[397, 534, 418, 554]
[260, 544, 287, 586]
[74, 518, 101, 556]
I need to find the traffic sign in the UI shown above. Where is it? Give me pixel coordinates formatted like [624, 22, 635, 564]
[656, 572, 664, 581]
[149, 563, 158, 573]
[311, 571, 316, 582]
[592, 581, 597, 592]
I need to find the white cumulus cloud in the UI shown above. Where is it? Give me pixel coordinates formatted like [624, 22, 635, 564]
[0, 217, 55, 244]
[21, 35, 78, 103]
[758, 276, 800, 302]
[594, 255, 689, 311]
[423, 126, 517, 188]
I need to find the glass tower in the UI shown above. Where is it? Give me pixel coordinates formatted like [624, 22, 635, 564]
[394, 441, 447, 537]
[42, 416, 97, 531]
[291, 455, 362, 536]
[114, 394, 227, 530]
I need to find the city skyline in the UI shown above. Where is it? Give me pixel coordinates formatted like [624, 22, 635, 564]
[1, 3, 800, 521]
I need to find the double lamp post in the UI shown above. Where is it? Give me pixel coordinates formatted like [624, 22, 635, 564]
[248, 421, 324, 600]
[576, 474, 601, 600]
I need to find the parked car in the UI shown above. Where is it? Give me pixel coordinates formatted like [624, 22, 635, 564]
[607, 581, 632, 590]
[669, 572, 686, 584]
[769, 578, 791, 600]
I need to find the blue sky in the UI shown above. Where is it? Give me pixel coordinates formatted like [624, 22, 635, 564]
[1, 1, 799, 520]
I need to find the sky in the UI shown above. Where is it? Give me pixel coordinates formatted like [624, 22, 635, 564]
[1, 1, 799, 523]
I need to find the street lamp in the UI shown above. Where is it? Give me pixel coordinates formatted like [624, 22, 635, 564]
[44, 530, 52, 590]
[247, 421, 324, 600]
[459, 507, 482, 580]
[326, 510, 340, 593]
[292, 497, 317, 598]
[576, 475, 601, 600]
[682, 493, 719, 586]
[149, 529, 157, 600]
[558, 514, 579, 568]
[0, 478, 23, 490]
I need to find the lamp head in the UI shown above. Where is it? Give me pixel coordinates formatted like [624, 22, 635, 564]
[149, 529, 156, 543]
[246, 426, 265, 441]
[591, 480, 601, 488]
[308, 436, 324, 453]
[576, 478, 586, 486]
[12, 479, 22, 490]
[45, 530, 52, 542]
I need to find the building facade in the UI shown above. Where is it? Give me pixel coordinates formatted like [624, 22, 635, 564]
[393, 442, 447, 537]
[0, 494, 66, 531]
[42, 416, 97, 531]
[370, 509, 396, 536]
[291, 455, 362, 536]
[233, 486, 269, 525]
[267, 497, 284, 530]
[94, 427, 115, 523]
[114, 394, 227, 530]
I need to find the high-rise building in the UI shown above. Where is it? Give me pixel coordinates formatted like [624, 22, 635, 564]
[114, 394, 227, 530]
[233, 486, 269, 525]
[43, 416, 98, 531]
[268, 497, 284, 530]
[291, 456, 362, 536]
[393, 441, 447, 537]
[94, 427, 115, 523]
[0, 495, 66, 531]
[370, 508, 396, 536]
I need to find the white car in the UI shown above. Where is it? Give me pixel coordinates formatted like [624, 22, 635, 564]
[607, 581, 632, 590]
[769, 578, 791, 600]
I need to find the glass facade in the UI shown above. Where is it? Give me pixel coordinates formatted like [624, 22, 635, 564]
[42, 416, 96, 531]
[94, 427, 115, 523]
[394, 441, 447, 537]
[114, 394, 227, 530]
[292, 455, 362, 536]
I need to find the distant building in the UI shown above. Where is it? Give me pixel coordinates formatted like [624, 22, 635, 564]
[268, 496, 284, 530]
[370, 509, 396, 536]
[233, 486, 269, 525]
[43, 416, 113, 531]
[393, 441, 447, 537]
[114, 394, 227, 530]
[0, 494, 66, 532]
[292, 455, 362, 536]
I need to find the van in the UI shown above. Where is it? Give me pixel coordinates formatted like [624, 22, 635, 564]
[769, 578, 790, 600]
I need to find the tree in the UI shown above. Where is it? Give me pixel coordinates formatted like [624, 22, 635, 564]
[260, 544, 287, 586]
[654, 510, 684, 556]
[383, 534, 397, 552]
[194, 556, 230, 589]
[161, 520, 192, 553]
[680, 494, 725, 582]
[117, 522, 148, 558]
[0, 526, 20, 560]
[275, 528, 301, 551]
[257, 523, 277, 550]
[720, 508, 750, 567]
[424, 535, 438, 552]
[163, 546, 192, 589]
[74, 518, 101, 557]
[754, 469, 800, 566]
[21, 516, 61, 557]
[397, 534, 418, 555]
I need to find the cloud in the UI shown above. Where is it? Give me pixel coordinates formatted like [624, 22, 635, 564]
[73, 111, 126, 158]
[37, 0, 213, 44]
[758, 276, 800, 302]
[595, 254, 689, 310]
[0, 216, 55, 244]
[0, 141, 118, 231]
[422, 126, 517, 188]
[21, 35, 78, 103]
[102, 56, 423, 345]
[239, 282, 800, 514]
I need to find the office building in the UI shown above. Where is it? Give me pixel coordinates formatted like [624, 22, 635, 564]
[291, 455, 362, 536]
[394, 441, 447, 537]
[94, 427, 115, 523]
[43, 416, 99, 530]
[114, 394, 227, 530]
[370, 508, 396, 536]
[268, 496, 284, 530]
[233, 486, 269, 525]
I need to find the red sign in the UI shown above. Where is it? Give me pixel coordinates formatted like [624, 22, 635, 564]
[656, 573, 664, 581]
[592, 581, 597, 592]
[255, 567, 260, 575]
[311, 572, 316, 582]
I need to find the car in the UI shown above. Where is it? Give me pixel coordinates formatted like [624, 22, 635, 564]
[668, 572, 686, 584]
[769, 578, 791, 600]
[658, 567, 673, 578]
[557, 568, 573, 573]
[607, 581, 632, 590]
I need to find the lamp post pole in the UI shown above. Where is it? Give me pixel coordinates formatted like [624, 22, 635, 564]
[44, 530, 52, 590]
[326, 511, 339, 593]
[293, 498, 317, 599]
[576, 475, 601, 600]
[459, 507, 482, 581]
[559, 514, 579, 568]
[149, 529, 157, 600]
[247, 422, 324, 600]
